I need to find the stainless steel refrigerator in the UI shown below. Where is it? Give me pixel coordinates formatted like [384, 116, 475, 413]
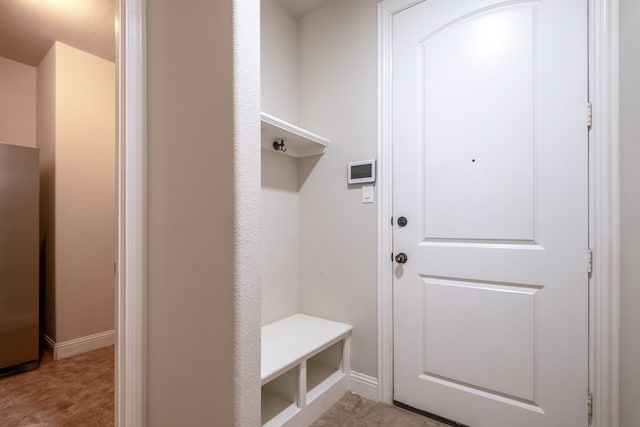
[0, 143, 39, 372]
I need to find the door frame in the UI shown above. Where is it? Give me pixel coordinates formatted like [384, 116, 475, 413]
[376, 1, 620, 426]
[116, 0, 147, 425]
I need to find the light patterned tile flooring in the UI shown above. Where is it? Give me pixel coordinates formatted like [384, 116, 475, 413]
[0, 346, 114, 426]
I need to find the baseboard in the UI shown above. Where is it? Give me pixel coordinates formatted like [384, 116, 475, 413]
[41, 330, 115, 360]
[350, 371, 379, 401]
[41, 332, 56, 356]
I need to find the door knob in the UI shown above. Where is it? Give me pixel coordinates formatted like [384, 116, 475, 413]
[395, 253, 408, 264]
[397, 216, 408, 227]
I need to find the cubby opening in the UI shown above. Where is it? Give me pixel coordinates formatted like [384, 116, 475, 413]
[261, 365, 300, 427]
[306, 340, 345, 403]
[261, 314, 352, 427]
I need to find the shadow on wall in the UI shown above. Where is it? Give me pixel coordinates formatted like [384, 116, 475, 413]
[297, 154, 322, 190]
[261, 148, 322, 192]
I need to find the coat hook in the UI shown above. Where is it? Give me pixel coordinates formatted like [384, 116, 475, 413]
[273, 139, 286, 152]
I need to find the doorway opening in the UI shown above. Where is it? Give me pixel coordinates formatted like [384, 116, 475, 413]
[0, 0, 118, 423]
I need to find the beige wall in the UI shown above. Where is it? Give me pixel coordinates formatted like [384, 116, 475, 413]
[146, 0, 261, 424]
[54, 43, 115, 342]
[619, 0, 640, 425]
[297, 0, 379, 378]
[36, 46, 56, 339]
[37, 42, 115, 343]
[0, 56, 36, 147]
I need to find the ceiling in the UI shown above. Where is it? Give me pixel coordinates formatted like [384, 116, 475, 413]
[275, 0, 332, 19]
[0, 0, 115, 66]
[0, 0, 332, 67]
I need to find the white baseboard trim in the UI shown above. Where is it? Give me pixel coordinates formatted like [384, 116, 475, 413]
[41, 330, 116, 360]
[350, 371, 379, 401]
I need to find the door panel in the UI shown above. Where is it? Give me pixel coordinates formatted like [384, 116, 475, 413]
[392, 0, 588, 425]
[423, 277, 538, 402]
[421, 5, 537, 241]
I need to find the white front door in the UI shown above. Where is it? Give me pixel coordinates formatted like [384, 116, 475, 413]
[392, 1, 589, 426]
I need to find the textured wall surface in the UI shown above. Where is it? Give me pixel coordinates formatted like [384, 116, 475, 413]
[146, 0, 260, 425]
[233, 0, 261, 424]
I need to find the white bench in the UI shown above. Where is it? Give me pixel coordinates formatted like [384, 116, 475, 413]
[261, 314, 353, 427]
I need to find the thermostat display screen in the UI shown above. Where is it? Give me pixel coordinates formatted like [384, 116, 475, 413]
[351, 164, 372, 179]
[348, 159, 376, 184]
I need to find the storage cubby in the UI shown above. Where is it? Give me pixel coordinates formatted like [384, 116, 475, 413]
[261, 314, 352, 427]
[306, 341, 345, 403]
[262, 366, 300, 427]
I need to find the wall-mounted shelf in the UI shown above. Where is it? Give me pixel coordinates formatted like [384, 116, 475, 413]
[261, 112, 330, 158]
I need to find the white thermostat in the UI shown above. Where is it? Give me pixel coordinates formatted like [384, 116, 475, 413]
[348, 159, 376, 184]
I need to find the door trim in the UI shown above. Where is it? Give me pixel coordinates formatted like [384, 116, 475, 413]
[116, 0, 147, 425]
[376, 1, 620, 425]
[589, 0, 620, 425]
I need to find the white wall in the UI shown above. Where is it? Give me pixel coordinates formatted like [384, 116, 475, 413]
[146, 0, 260, 424]
[261, 0, 301, 325]
[0, 56, 36, 147]
[261, 150, 300, 325]
[261, 0, 299, 123]
[297, 0, 379, 378]
[619, 0, 640, 425]
[37, 42, 115, 344]
[260, 0, 380, 379]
